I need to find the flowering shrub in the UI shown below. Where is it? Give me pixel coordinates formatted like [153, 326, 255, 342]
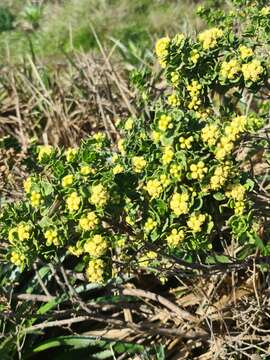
[1, 0, 270, 284]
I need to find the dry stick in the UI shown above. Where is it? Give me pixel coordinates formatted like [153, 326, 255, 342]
[23, 314, 208, 340]
[33, 262, 53, 299]
[121, 288, 198, 323]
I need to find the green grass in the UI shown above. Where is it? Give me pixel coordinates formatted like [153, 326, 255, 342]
[0, 0, 201, 63]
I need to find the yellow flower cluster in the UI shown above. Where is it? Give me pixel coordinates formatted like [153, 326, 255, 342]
[93, 132, 105, 142]
[10, 251, 25, 266]
[201, 124, 219, 146]
[158, 114, 172, 131]
[170, 192, 189, 216]
[62, 174, 74, 187]
[79, 212, 99, 231]
[9, 223, 31, 242]
[190, 49, 200, 64]
[144, 218, 157, 232]
[239, 45, 253, 60]
[168, 93, 180, 107]
[112, 164, 124, 175]
[132, 156, 147, 173]
[166, 228, 185, 248]
[145, 179, 163, 198]
[90, 184, 108, 207]
[31, 191, 42, 207]
[84, 234, 107, 257]
[44, 229, 59, 246]
[190, 161, 207, 180]
[139, 251, 157, 267]
[66, 191, 81, 212]
[23, 177, 32, 193]
[187, 213, 206, 233]
[198, 27, 223, 50]
[155, 37, 170, 68]
[80, 165, 95, 176]
[234, 201, 245, 215]
[38, 145, 53, 162]
[220, 59, 241, 80]
[162, 146, 174, 165]
[65, 147, 78, 162]
[86, 258, 105, 283]
[216, 136, 234, 160]
[225, 183, 246, 201]
[224, 115, 247, 141]
[179, 136, 193, 149]
[210, 165, 229, 190]
[242, 59, 264, 82]
[187, 80, 202, 110]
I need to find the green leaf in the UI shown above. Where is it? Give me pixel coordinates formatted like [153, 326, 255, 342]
[213, 192, 225, 201]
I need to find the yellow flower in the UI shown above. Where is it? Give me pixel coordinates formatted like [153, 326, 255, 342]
[151, 131, 161, 143]
[132, 156, 147, 173]
[160, 174, 171, 187]
[126, 215, 135, 226]
[124, 118, 134, 131]
[179, 136, 193, 150]
[158, 114, 172, 131]
[144, 218, 157, 232]
[220, 59, 241, 80]
[65, 147, 78, 162]
[171, 71, 180, 86]
[190, 49, 200, 64]
[201, 124, 219, 146]
[44, 229, 59, 246]
[17, 223, 31, 241]
[234, 201, 245, 215]
[187, 213, 206, 233]
[166, 228, 185, 248]
[225, 183, 246, 201]
[170, 192, 189, 216]
[62, 174, 74, 188]
[224, 115, 247, 141]
[68, 243, 84, 257]
[168, 93, 180, 107]
[23, 177, 32, 193]
[187, 80, 202, 110]
[139, 251, 157, 267]
[10, 251, 25, 267]
[38, 145, 53, 162]
[86, 259, 105, 283]
[155, 37, 170, 68]
[113, 164, 124, 175]
[239, 45, 253, 60]
[31, 191, 42, 207]
[84, 234, 107, 257]
[117, 139, 125, 155]
[80, 165, 95, 176]
[145, 179, 163, 199]
[189, 161, 208, 180]
[8, 228, 17, 243]
[93, 132, 105, 142]
[260, 6, 270, 16]
[198, 27, 223, 50]
[162, 146, 174, 165]
[79, 212, 99, 231]
[170, 164, 181, 178]
[66, 192, 81, 212]
[242, 59, 264, 82]
[90, 184, 108, 207]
